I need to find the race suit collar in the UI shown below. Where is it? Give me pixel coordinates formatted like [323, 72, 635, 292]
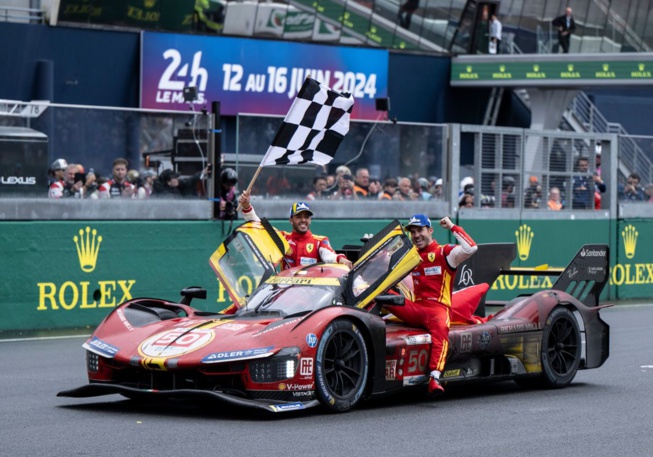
[290, 229, 313, 240]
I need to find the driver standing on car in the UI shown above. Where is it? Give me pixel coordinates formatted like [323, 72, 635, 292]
[386, 214, 477, 396]
[238, 191, 353, 269]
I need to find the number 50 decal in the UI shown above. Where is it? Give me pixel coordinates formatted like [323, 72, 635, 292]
[407, 349, 428, 374]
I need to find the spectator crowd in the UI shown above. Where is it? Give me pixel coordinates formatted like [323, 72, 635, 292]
[44, 154, 653, 214]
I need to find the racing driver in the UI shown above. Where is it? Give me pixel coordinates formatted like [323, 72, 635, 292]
[238, 190, 353, 270]
[386, 214, 477, 396]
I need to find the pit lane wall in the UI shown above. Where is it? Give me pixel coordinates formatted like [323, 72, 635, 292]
[1, 217, 651, 334]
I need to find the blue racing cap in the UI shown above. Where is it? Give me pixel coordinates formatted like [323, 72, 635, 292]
[406, 214, 431, 228]
[289, 202, 314, 217]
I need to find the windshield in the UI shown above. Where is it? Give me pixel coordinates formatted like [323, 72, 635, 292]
[217, 233, 268, 299]
[239, 283, 340, 316]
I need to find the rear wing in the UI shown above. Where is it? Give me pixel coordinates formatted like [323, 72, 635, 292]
[551, 244, 610, 307]
[454, 243, 610, 315]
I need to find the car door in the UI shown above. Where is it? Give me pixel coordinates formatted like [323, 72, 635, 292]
[344, 220, 420, 309]
[209, 219, 289, 312]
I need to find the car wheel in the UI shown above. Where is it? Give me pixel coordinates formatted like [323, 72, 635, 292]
[516, 307, 581, 389]
[315, 318, 369, 413]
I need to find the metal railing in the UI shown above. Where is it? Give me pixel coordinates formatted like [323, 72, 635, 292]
[0, 6, 44, 23]
[566, 92, 653, 186]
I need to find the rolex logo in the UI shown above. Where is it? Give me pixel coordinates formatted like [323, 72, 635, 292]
[534, 64, 539, 71]
[568, 64, 574, 71]
[515, 224, 534, 261]
[603, 64, 609, 71]
[639, 63, 645, 71]
[622, 224, 638, 259]
[73, 227, 103, 273]
[144, 0, 157, 7]
[466, 66, 472, 72]
[500, 65, 505, 72]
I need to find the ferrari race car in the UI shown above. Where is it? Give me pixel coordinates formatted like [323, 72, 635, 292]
[58, 220, 610, 413]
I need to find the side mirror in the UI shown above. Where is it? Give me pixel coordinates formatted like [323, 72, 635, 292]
[180, 286, 207, 305]
[375, 294, 405, 306]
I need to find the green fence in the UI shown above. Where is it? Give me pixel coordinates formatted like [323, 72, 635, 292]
[1, 217, 651, 334]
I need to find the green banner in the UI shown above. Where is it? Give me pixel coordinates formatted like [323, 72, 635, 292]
[0, 219, 390, 334]
[451, 60, 653, 86]
[1, 218, 650, 334]
[614, 219, 653, 299]
[56, 0, 194, 32]
[456, 218, 613, 301]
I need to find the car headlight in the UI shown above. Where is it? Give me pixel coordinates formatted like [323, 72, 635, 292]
[249, 347, 300, 383]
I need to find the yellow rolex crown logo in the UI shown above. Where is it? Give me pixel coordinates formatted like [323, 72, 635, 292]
[568, 64, 574, 71]
[73, 226, 102, 273]
[515, 224, 534, 261]
[466, 66, 472, 72]
[500, 65, 505, 72]
[639, 63, 645, 71]
[534, 64, 539, 71]
[144, 0, 157, 7]
[621, 224, 638, 259]
[603, 64, 609, 71]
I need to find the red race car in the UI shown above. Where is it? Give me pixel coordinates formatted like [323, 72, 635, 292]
[58, 220, 610, 413]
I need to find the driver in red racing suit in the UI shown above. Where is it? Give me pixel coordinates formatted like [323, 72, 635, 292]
[386, 214, 477, 396]
[238, 191, 353, 270]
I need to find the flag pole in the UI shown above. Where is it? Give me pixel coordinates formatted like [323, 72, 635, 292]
[236, 165, 263, 212]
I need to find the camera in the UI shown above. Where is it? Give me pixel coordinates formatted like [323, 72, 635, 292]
[480, 195, 495, 207]
[222, 200, 236, 220]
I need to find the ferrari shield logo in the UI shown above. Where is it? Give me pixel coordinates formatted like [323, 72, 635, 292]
[307, 243, 314, 253]
[428, 253, 435, 262]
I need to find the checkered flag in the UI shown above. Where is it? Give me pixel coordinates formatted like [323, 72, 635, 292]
[260, 77, 355, 166]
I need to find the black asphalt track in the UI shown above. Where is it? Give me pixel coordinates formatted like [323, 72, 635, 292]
[1, 304, 651, 457]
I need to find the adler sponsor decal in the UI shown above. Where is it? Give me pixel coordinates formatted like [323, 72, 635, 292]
[202, 346, 274, 363]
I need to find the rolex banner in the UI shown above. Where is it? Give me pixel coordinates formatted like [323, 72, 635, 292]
[52, 0, 195, 32]
[0, 218, 652, 334]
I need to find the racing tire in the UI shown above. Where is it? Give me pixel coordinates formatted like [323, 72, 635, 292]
[516, 307, 581, 389]
[315, 318, 369, 413]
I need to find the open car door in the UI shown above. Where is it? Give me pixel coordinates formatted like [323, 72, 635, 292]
[209, 220, 289, 313]
[344, 220, 420, 309]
